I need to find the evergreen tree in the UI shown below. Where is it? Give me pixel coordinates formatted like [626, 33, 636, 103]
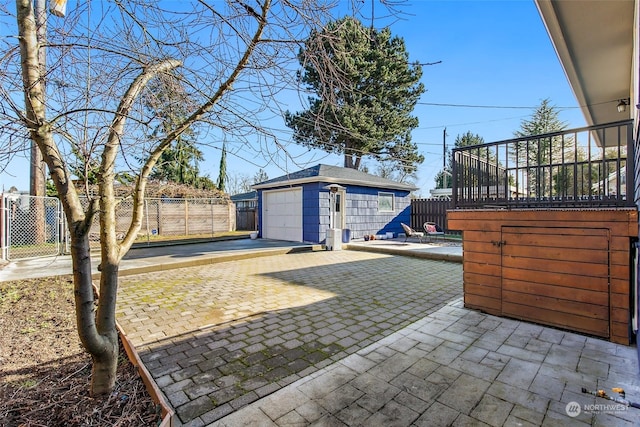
[514, 98, 566, 138]
[512, 98, 567, 196]
[145, 77, 205, 187]
[151, 139, 205, 185]
[285, 17, 425, 174]
[217, 142, 227, 192]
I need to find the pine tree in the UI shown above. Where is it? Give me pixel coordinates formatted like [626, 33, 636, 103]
[217, 142, 227, 192]
[285, 17, 425, 174]
[512, 99, 567, 196]
[145, 77, 206, 187]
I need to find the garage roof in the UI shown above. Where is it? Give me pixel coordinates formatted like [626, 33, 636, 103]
[252, 164, 418, 191]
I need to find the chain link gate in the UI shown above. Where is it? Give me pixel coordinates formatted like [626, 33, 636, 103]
[1, 193, 65, 260]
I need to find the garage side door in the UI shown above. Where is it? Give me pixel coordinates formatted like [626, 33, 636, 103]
[262, 188, 303, 242]
[501, 226, 610, 338]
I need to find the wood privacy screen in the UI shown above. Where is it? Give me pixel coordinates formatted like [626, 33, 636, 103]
[448, 208, 638, 345]
[83, 197, 235, 241]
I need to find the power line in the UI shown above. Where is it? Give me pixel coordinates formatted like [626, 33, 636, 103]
[417, 99, 618, 110]
[416, 102, 580, 109]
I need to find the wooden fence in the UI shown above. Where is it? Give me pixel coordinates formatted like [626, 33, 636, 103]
[84, 197, 235, 242]
[410, 198, 458, 234]
[143, 198, 234, 236]
[236, 207, 257, 231]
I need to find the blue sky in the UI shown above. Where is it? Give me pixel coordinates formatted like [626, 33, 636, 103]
[368, 0, 585, 194]
[1, 0, 586, 195]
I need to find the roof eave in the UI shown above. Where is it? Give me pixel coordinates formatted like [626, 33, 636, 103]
[534, 0, 635, 127]
[253, 176, 417, 192]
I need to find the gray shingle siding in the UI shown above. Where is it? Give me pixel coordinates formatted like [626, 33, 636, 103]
[338, 186, 411, 240]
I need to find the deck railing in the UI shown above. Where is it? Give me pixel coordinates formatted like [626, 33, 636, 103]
[452, 120, 634, 209]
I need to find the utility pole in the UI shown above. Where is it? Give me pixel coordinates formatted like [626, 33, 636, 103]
[30, 0, 65, 196]
[443, 127, 447, 168]
[28, 1, 65, 243]
[29, 0, 48, 245]
[30, 0, 47, 199]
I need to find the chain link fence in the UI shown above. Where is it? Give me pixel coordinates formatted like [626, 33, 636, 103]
[2, 195, 235, 260]
[1, 193, 65, 260]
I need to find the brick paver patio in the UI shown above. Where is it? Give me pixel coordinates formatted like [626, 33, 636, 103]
[116, 250, 462, 425]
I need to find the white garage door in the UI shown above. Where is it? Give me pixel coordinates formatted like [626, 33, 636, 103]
[262, 188, 303, 242]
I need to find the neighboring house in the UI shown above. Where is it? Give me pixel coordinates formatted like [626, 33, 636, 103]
[429, 185, 523, 200]
[252, 164, 416, 243]
[429, 187, 452, 200]
[593, 166, 627, 196]
[230, 190, 257, 208]
[448, 0, 640, 346]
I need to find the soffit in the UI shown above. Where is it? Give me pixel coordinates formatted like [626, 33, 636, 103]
[535, 0, 634, 126]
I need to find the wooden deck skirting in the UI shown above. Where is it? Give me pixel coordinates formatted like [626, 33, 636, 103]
[448, 208, 638, 345]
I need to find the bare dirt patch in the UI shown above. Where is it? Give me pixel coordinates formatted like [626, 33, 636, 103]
[0, 276, 161, 426]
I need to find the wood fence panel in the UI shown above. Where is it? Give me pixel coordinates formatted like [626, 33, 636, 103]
[83, 197, 233, 240]
[410, 199, 456, 233]
[236, 207, 256, 231]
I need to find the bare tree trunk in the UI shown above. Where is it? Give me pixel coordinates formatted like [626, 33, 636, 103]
[90, 257, 119, 394]
[68, 226, 118, 395]
[17, 0, 114, 396]
[14, 0, 323, 397]
[344, 152, 361, 169]
[344, 154, 353, 169]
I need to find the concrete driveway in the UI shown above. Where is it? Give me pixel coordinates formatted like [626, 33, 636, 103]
[116, 249, 463, 425]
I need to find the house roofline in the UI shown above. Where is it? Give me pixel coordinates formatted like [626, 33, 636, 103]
[253, 176, 417, 191]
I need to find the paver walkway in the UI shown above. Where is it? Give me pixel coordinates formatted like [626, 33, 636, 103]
[116, 250, 463, 425]
[213, 299, 640, 427]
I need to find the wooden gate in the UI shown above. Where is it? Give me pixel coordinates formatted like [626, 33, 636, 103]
[236, 207, 256, 231]
[501, 226, 610, 338]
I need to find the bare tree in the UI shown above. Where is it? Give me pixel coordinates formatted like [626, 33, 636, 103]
[226, 172, 253, 195]
[3, 0, 337, 395]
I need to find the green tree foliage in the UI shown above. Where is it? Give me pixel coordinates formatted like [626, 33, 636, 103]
[514, 98, 566, 138]
[512, 98, 567, 196]
[285, 17, 425, 174]
[151, 140, 205, 185]
[435, 131, 486, 189]
[217, 142, 227, 192]
[145, 76, 214, 189]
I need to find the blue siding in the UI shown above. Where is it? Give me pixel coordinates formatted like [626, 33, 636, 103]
[303, 185, 321, 243]
[257, 182, 412, 244]
[256, 189, 263, 238]
[340, 185, 411, 240]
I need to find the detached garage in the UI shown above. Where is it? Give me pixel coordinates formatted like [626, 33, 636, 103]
[253, 164, 416, 244]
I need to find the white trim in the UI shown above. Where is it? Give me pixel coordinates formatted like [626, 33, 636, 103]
[378, 192, 395, 213]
